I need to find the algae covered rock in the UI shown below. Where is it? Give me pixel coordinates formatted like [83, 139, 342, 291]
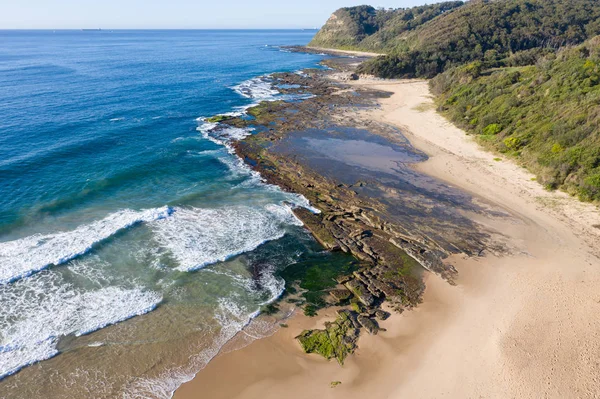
[296, 310, 359, 364]
[330, 288, 352, 303]
[344, 279, 375, 307]
[205, 114, 233, 123]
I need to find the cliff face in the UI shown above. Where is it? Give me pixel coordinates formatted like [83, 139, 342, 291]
[308, 2, 464, 52]
[309, 6, 381, 49]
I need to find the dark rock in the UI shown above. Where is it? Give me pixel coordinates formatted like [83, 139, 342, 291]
[337, 309, 361, 329]
[336, 275, 353, 284]
[330, 288, 352, 303]
[345, 279, 375, 307]
[375, 310, 390, 320]
[357, 315, 379, 335]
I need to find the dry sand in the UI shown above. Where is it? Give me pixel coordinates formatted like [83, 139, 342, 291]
[306, 46, 384, 58]
[174, 80, 600, 399]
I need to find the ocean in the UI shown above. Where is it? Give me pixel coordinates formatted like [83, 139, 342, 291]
[0, 30, 347, 398]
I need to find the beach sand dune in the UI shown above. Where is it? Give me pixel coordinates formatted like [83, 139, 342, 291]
[175, 80, 600, 399]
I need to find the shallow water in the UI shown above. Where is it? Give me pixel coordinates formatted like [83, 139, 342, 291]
[0, 30, 355, 398]
[273, 125, 491, 253]
[302, 137, 423, 173]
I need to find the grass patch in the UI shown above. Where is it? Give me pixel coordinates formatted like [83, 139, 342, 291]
[412, 102, 435, 112]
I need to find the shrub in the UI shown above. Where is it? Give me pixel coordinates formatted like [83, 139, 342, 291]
[483, 124, 502, 135]
[436, 37, 600, 202]
[504, 137, 522, 150]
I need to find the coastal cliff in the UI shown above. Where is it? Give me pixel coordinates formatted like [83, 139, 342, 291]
[309, 2, 463, 52]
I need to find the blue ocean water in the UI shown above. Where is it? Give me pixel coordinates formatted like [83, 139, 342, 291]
[0, 30, 345, 398]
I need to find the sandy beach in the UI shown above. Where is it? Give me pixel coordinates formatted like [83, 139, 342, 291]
[306, 46, 384, 57]
[174, 79, 600, 399]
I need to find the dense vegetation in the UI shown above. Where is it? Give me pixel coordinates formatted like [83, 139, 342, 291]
[309, 2, 463, 51]
[311, 0, 600, 201]
[432, 38, 600, 201]
[313, 0, 600, 79]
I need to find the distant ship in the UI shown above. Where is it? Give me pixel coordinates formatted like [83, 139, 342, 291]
[82, 28, 102, 31]
[302, 28, 319, 31]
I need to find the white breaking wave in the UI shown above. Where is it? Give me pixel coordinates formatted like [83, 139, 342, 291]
[197, 124, 254, 149]
[232, 75, 314, 103]
[0, 206, 174, 285]
[232, 76, 279, 100]
[151, 204, 302, 272]
[0, 270, 162, 380]
[197, 121, 321, 214]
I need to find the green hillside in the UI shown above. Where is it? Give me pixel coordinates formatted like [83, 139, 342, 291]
[432, 38, 600, 201]
[309, 2, 464, 52]
[312, 0, 600, 78]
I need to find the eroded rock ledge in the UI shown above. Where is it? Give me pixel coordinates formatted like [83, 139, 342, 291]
[204, 57, 501, 363]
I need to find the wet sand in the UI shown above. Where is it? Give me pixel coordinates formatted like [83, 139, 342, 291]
[175, 80, 600, 399]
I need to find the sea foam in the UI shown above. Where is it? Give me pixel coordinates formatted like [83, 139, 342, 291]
[120, 264, 284, 399]
[151, 204, 302, 272]
[232, 76, 280, 100]
[0, 269, 162, 380]
[0, 206, 174, 285]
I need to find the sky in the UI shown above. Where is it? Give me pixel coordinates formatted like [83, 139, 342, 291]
[0, 0, 441, 29]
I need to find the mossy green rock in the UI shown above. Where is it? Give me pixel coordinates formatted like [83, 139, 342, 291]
[205, 114, 233, 123]
[330, 288, 352, 303]
[296, 311, 358, 364]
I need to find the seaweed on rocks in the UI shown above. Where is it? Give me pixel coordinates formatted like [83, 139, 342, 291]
[296, 310, 360, 364]
[204, 52, 504, 364]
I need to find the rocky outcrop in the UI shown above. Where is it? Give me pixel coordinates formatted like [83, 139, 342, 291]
[357, 314, 379, 335]
[330, 289, 353, 303]
[211, 57, 499, 365]
[296, 310, 360, 365]
[375, 309, 390, 321]
[345, 279, 376, 307]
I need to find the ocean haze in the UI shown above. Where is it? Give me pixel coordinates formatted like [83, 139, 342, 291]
[1, 0, 443, 29]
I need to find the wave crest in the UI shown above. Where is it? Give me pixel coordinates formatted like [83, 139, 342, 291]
[0, 206, 174, 285]
[151, 205, 302, 272]
[0, 270, 162, 380]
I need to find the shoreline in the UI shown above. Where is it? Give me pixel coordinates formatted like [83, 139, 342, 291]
[299, 45, 384, 58]
[175, 72, 600, 398]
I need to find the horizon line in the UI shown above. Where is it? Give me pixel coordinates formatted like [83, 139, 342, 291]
[0, 28, 322, 31]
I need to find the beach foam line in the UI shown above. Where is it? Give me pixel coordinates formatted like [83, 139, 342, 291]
[0, 206, 174, 285]
[0, 268, 162, 380]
